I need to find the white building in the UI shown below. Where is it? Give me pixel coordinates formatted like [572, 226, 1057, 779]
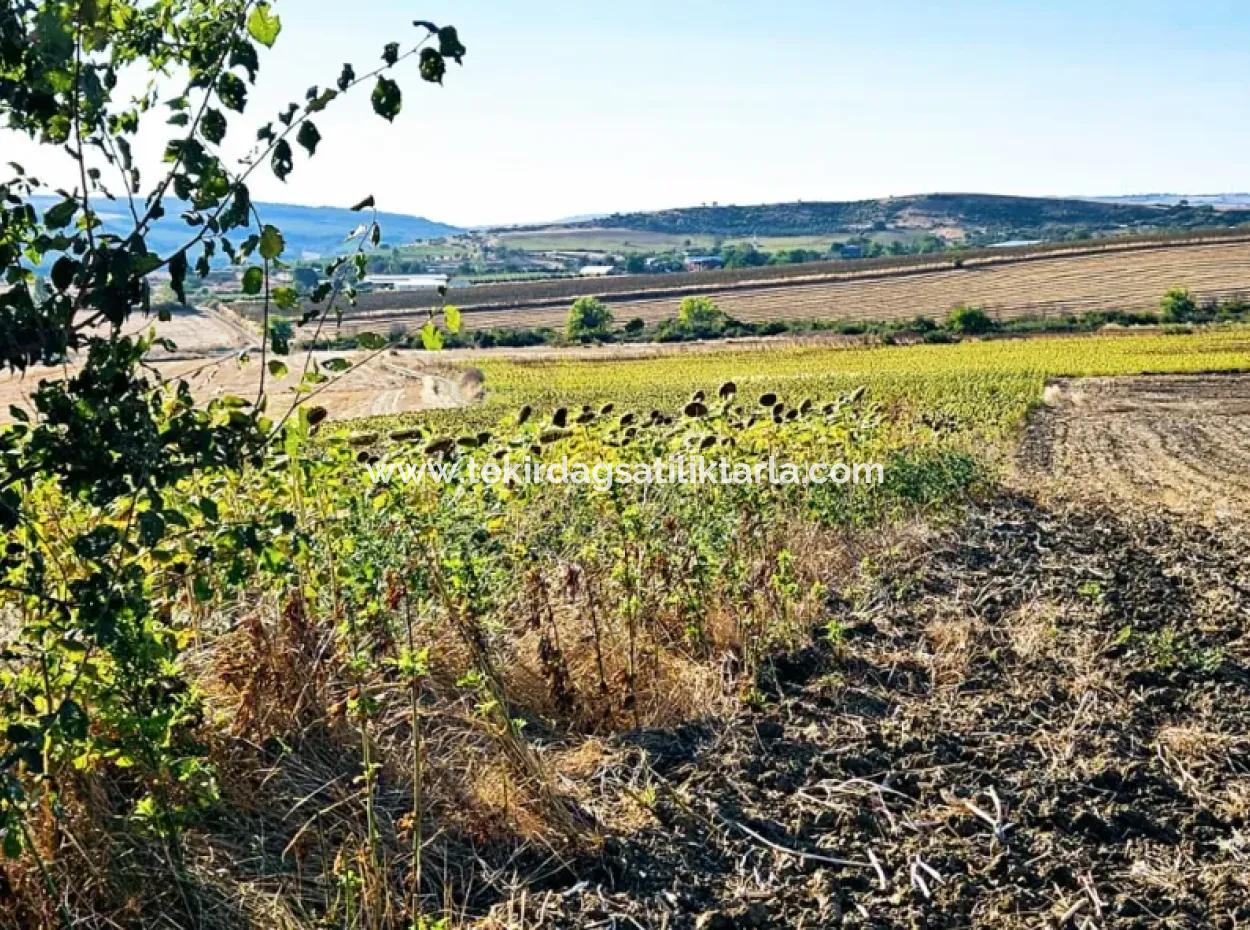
[367, 273, 450, 291]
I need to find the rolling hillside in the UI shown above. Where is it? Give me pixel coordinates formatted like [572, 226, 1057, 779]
[30, 195, 461, 260]
[543, 193, 1250, 241]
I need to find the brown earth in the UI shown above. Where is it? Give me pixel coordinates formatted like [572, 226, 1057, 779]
[0, 350, 478, 424]
[1019, 373, 1250, 522]
[462, 375, 1250, 928]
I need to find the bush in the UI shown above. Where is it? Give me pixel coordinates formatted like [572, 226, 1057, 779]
[566, 296, 613, 341]
[622, 317, 646, 336]
[945, 304, 995, 335]
[677, 295, 729, 335]
[1160, 286, 1197, 323]
[654, 319, 693, 342]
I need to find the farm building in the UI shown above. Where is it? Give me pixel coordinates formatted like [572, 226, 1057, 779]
[684, 255, 725, 271]
[366, 273, 450, 292]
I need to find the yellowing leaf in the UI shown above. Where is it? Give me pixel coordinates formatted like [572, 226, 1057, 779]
[247, 4, 281, 48]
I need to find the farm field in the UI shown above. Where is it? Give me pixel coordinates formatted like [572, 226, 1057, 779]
[302, 235, 1250, 338]
[0, 350, 477, 424]
[1021, 372, 1250, 520]
[401, 326, 1250, 430]
[12, 5, 1250, 930]
[6, 324, 1250, 928]
[493, 226, 855, 253]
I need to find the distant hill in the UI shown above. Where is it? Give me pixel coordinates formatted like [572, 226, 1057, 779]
[30, 195, 461, 260]
[542, 193, 1250, 243]
[1091, 193, 1250, 210]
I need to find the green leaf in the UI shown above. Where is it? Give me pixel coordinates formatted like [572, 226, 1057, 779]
[247, 4, 282, 48]
[296, 121, 320, 156]
[337, 63, 356, 91]
[419, 48, 446, 84]
[443, 304, 462, 334]
[382, 42, 399, 66]
[169, 250, 188, 304]
[202, 107, 226, 144]
[43, 197, 77, 230]
[273, 286, 298, 310]
[241, 266, 263, 295]
[269, 319, 294, 354]
[420, 321, 444, 351]
[217, 72, 247, 112]
[438, 26, 467, 63]
[259, 225, 285, 260]
[267, 360, 288, 378]
[50, 255, 78, 291]
[271, 139, 293, 181]
[323, 357, 351, 372]
[356, 332, 387, 350]
[371, 77, 402, 122]
[137, 511, 165, 547]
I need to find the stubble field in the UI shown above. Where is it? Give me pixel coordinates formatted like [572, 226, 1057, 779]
[295, 236, 1250, 337]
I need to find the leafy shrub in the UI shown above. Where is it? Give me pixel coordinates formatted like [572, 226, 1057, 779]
[946, 304, 995, 335]
[1160, 286, 1197, 323]
[566, 296, 614, 341]
[677, 296, 730, 335]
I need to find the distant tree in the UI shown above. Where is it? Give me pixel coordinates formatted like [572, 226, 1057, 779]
[567, 296, 613, 340]
[677, 296, 729, 335]
[1160, 286, 1198, 323]
[624, 254, 648, 274]
[721, 243, 770, 268]
[913, 234, 947, 255]
[946, 304, 995, 335]
[623, 317, 646, 336]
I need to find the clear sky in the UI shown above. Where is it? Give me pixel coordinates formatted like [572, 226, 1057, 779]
[6, 1, 1249, 226]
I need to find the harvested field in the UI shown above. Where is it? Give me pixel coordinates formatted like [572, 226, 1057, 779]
[0, 351, 477, 423]
[463, 371, 1250, 927]
[294, 236, 1250, 337]
[117, 303, 255, 354]
[1020, 373, 1250, 522]
[473, 493, 1250, 929]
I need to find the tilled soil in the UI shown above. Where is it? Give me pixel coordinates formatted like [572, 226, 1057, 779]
[1019, 373, 1250, 522]
[481, 495, 1250, 928]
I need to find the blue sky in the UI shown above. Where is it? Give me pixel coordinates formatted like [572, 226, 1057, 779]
[7, 1, 1249, 225]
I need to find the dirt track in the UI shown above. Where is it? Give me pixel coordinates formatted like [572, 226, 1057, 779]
[1019, 373, 1250, 522]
